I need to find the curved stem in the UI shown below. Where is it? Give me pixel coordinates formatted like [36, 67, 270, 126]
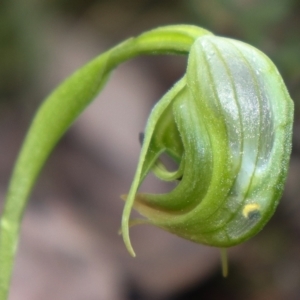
[0, 25, 211, 299]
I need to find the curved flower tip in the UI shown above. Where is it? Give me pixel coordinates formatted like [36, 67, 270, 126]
[122, 32, 293, 254]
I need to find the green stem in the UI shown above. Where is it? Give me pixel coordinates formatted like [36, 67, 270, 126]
[0, 25, 211, 299]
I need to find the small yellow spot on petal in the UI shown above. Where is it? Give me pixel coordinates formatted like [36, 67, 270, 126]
[242, 203, 260, 218]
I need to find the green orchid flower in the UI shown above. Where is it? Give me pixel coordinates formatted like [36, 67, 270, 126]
[122, 35, 293, 276]
[0, 25, 293, 298]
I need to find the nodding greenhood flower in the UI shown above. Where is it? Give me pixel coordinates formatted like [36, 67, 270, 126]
[0, 26, 294, 297]
[122, 35, 294, 261]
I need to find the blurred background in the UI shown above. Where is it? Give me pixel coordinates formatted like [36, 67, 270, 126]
[0, 0, 300, 299]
